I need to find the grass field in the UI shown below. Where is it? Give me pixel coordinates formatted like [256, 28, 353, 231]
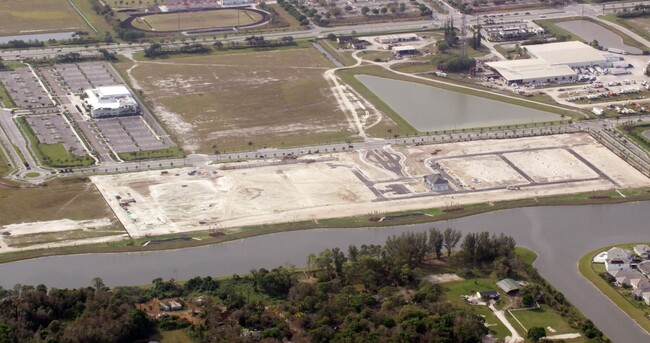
[0, 145, 12, 177]
[131, 9, 263, 32]
[509, 304, 576, 335]
[0, 177, 114, 226]
[600, 14, 650, 42]
[118, 47, 354, 153]
[0, 0, 89, 36]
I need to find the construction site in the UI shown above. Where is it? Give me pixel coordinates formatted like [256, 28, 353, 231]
[91, 133, 650, 238]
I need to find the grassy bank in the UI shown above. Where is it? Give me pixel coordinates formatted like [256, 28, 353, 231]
[1, 186, 649, 264]
[599, 14, 650, 45]
[118, 146, 184, 161]
[578, 243, 650, 333]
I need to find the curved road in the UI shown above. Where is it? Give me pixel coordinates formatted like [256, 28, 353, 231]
[0, 202, 649, 341]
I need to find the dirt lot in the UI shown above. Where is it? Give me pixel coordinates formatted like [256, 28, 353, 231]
[0, 0, 87, 36]
[117, 48, 354, 153]
[92, 133, 650, 238]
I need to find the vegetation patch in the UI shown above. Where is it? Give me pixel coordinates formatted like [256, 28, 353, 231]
[118, 147, 184, 161]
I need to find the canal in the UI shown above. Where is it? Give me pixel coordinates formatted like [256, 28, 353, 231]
[0, 202, 649, 341]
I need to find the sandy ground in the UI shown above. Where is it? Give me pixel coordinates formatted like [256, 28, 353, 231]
[439, 155, 529, 190]
[424, 273, 464, 284]
[1, 218, 113, 236]
[90, 133, 650, 238]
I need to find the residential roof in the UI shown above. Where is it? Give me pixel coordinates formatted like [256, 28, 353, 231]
[607, 247, 632, 260]
[478, 290, 499, 298]
[485, 59, 576, 82]
[638, 261, 650, 274]
[634, 244, 650, 256]
[610, 268, 642, 279]
[497, 278, 521, 294]
[525, 41, 607, 65]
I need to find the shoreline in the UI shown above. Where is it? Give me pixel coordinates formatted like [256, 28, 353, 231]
[1, 188, 649, 264]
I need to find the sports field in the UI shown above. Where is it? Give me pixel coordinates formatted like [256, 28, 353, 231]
[131, 9, 263, 32]
[117, 47, 354, 153]
[0, 0, 87, 36]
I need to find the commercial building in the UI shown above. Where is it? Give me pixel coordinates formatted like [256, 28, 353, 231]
[485, 59, 577, 84]
[221, 0, 255, 6]
[486, 41, 608, 84]
[524, 41, 608, 68]
[393, 46, 419, 56]
[84, 85, 140, 118]
[374, 33, 418, 45]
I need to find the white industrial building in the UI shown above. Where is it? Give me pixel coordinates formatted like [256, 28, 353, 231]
[374, 33, 418, 45]
[486, 41, 609, 84]
[524, 41, 608, 68]
[84, 85, 140, 118]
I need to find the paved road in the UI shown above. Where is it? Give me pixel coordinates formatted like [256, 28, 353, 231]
[0, 109, 50, 181]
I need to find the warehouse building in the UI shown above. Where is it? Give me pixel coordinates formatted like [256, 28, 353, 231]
[486, 41, 607, 84]
[524, 41, 607, 68]
[84, 85, 140, 118]
[485, 59, 577, 84]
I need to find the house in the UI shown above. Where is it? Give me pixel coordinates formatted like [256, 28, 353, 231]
[605, 247, 633, 273]
[642, 292, 650, 305]
[632, 286, 650, 300]
[336, 36, 354, 44]
[169, 300, 183, 311]
[630, 277, 650, 290]
[424, 174, 449, 192]
[638, 261, 650, 276]
[634, 244, 650, 259]
[477, 290, 500, 301]
[612, 269, 644, 287]
[496, 279, 521, 295]
[393, 45, 418, 56]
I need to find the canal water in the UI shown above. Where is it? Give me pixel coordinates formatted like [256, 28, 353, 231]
[356, 75, 561, 131]
[0, 32, 77, 44]
[556, 20, 643, 54]
[0, 202, 649, 341]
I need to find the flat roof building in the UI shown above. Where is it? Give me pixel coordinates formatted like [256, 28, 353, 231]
[485, 59, 577, 84]
[84, 85, 140, 118]
[486, 41, 607, 84]
[524, 41, 607, 68]
[374, 33, 418, 44]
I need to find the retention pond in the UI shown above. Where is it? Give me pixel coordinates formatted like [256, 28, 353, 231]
[356, 75, 561, 131]
[556, 20, 642, 54]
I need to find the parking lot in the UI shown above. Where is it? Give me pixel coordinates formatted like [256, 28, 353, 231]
[0, 68, 53, 108]
[48, 62, 118, 94]
[26, 114, 86, 156]
[95, 116, 173, 154]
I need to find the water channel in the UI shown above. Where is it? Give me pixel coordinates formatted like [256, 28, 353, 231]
[356, 75, 561, 131]
[0, 32, 77, 44]
[0, 202, 649, 341]
[556, 20, 643, 54]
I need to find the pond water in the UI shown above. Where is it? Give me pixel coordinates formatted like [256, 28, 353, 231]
[0, 202, 649, 341]
[356, 75, 561, 132]
[556, 20, 642, 54]
[0, 32, 77, 44]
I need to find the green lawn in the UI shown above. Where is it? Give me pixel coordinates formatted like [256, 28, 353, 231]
[443, 278, 499, 300]
[316, 39, 357, 67]
[509, 304, 576, 335]
[0, 82, 15, 108]
[159, 329, 193, 343]
[0, 145, 13, 177]
[118, 147, 184, 161]
[578, 243, 650, 333]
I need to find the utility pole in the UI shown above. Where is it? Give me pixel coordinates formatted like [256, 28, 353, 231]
[460, 14, 467, 58]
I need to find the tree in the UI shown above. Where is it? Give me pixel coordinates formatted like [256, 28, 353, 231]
[92, 277, 105, 293]
[436, 40, 449, 52]
[443, 228, 462, 257]
[372, 8, 379, 14]
[361, 6, 370, 15]
[428, 227, 444, 259]
[399, 2, 406, 12]
[527, 326, 546, 342]
[380, 7, 388, 14]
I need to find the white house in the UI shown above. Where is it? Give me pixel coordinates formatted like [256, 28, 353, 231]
[424, 174, 449, 192]
[84, 85, 139, 118]
[634, 244, 650, 259]
[605, 247, 633, 273]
